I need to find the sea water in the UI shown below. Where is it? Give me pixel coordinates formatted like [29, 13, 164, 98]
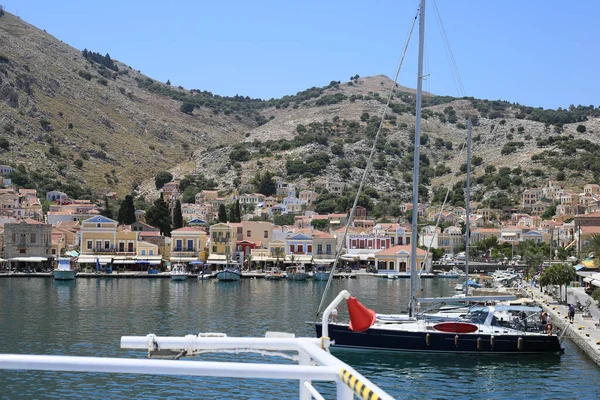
[0, 277, 598, 399]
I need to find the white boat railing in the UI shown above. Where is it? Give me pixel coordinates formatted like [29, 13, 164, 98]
[0, 331, 394, 400]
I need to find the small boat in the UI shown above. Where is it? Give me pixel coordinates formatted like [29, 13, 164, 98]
[170, 264, 189, 281]
[286, 265, 308, 281]
[438, 268, 461, 279]
[216, 264, 242, 281]
[419, 272, 435, 279]
[53, 257, 76, 280]
[311, 265, 330, 281]
[265, 267, 284, 281]
[455, 280, 482, 291]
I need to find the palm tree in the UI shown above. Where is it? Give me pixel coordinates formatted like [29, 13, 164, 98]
[244, 253, 253, 271]
[585, 234, 600, 267]
[273, 247, 284, 268]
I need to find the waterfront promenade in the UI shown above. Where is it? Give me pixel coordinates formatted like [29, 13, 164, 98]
[532, 284, 600, 366]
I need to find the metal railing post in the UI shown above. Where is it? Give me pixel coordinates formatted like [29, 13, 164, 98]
[298, 350, 312, 400]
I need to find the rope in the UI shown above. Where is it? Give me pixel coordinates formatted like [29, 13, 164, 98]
[315, 8, 420, 319]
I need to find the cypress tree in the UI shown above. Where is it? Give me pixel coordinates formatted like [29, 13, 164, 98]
[118, 195, 136, 225]
[146, 194, 172, 236]
[218, 204, 228, 223]
[173, 200, 183, 229]
[101, 196, 113, 219]
[233, 200, 241, 222]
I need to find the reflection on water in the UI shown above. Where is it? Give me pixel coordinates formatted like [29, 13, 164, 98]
[0, 277, 599, 399]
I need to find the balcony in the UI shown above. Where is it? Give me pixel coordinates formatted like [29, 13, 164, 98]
[171, 251, 197, 257]
[94, 248, 116, 254]
[212, 237, 231, 243]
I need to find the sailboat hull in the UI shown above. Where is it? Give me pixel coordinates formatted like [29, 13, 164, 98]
[314, 323, 563, 354]
[312, 272, 330, 281]
[217, 271, 241, 281]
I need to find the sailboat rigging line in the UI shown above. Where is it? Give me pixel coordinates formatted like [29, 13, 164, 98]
[314, 6, 420, 320]
[409, 0, 427, 318]
[432, 0, 466, 97]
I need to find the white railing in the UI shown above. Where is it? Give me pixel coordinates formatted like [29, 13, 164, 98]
[0, 332, 394, 400]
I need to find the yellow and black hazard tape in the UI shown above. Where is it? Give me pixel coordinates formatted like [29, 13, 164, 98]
[339, 368, 380, 400]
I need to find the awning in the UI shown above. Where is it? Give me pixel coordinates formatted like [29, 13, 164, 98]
[358, 253, 376, 261]
[340, 254, 359, 261]
[148, 260, 161, 265]
[584, 277, 593, 283]
[592, 280, 600, 288]
[171, 257, 199, 262]
[575, 264, 586, 271]
[112, 259, 136, 264]
[284, 255, 313, 263]
[9, 256, 48, 262]
[502, 232, 517, 237]
[313, 259, 335, 264]
[77, 256, 113, 264]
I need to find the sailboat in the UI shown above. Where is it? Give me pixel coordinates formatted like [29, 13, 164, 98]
[313, 0, 563, 354]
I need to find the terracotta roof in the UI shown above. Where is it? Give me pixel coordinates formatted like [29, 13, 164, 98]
[578, 211, 600, 218]
[171, 227, 205, 232]
[375, 245, 428, 257]
[581, 226, 600, 234]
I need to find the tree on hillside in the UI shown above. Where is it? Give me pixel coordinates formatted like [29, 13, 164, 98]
[173, 200, 183, 229]
[166, 79, 171, 86]
[155, 171, 173, 189]
[540, 263, 577, 303]
[311, 219, 329, 231]
[101, 196, 113, 219]
[117, 195, 136, 225]
[230, 200, 241, 223]
[576, 125, 586, 133]
[218, 204, 228, 223]
[252, 171, 276, 197]
[180, 102, 195, 114]
[146, 194, 172, 236]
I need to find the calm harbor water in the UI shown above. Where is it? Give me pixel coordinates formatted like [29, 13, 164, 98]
[1, 277, 599, 399]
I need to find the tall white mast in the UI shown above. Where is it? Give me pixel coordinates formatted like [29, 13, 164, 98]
[409, 0, 426, 318]
[464, 118, 472, 297]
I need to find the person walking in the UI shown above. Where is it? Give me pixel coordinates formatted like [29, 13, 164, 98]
[568, 304, 575, 323]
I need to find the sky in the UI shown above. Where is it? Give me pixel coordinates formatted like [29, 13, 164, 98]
[3, 0, 599, 109]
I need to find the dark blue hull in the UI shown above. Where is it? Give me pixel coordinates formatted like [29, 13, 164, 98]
[315, 323, 563, 354]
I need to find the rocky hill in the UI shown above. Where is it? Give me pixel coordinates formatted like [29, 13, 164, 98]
[1, 10, 599, 212]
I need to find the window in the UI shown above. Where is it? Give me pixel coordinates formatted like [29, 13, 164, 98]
[119, 242, 125, 252]
[149, 250, 154, 255]
[141, 250, 146, 255]
[326, 244, 332, 254]
[187, 239, 194, 251]
[247, 230, 251, 237]
[97, 223, 101, 228]
[317, 244, 323, 254]
[104, 241, 110, 249]
[298, 245, 303, 253]
[176, 240, 183, 251]
[212, 246, 217, 253]
[389, 261, 395, 270]
[307, 245, 312, 253]
[290, 245, 295, 253]
[128, 242, 134, 252]
[87, 240, 92, 250]
[378, 261, 387, 270]
[264, 231, 268, 238]
[96, 240, 102, 250]
[30, 233, 36, 243]
[20, 249, 26, 254]
[52, 249, 56, 255]
[406, 237, 410, 245]
[225, 246, 230, 253]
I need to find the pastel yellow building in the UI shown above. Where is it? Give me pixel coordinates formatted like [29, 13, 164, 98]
[170, 227, 207, 262]
[374, 245, 431, 274]
[208, 223, 235, 256]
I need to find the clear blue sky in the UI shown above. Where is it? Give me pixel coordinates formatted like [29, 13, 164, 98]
[4, 0, 598, 109]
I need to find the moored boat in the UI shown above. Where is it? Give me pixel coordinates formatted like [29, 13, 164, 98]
[438, 268, 462, 278]
[216, 264, 242, 281]
[286, 265, 308, 281]
[312, 265, 330, 281]
[53, 257, 76, 280]
[265, 267, 284, 281]
[170, 264, 189, 281]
